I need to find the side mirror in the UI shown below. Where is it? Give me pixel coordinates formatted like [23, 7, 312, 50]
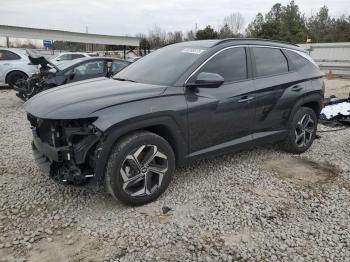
[187, 72, 224, 88]
[56, 57, 61, 61]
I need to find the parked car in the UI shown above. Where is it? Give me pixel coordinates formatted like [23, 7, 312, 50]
[50, 52, 92, 64]
[15, 56, 131, 100]
[24, 39, 324, 206]
[0, 48, 38, 87]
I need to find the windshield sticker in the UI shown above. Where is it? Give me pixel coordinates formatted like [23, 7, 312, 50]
[181, 48, 205, 55]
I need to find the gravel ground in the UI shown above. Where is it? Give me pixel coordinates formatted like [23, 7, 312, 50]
[324, 78, 350, 98]
[0, 84, 350, 262]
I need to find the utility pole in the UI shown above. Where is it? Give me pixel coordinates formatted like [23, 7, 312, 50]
[6, 36, 9, 48]
[85, 26, 89, 52]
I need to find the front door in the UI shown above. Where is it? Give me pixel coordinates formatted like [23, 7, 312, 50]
[185, 47, 256, 156]
[68, 60, 107, 83]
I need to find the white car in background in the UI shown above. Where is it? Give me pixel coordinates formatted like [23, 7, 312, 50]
[0, 48, 38, 87]
[50, 52, 94, 65]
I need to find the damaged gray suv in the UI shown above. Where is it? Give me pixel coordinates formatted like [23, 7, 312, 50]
[25, 39, 324, 205]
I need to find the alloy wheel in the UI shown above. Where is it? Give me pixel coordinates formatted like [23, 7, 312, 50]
[294, 114, 315, 147]
[120, 145, 168, 197]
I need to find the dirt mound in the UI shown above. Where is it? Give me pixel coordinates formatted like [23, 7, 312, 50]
[263, 157, 339, 185]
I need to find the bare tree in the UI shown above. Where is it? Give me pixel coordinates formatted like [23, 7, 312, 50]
[148, 25, 167, 49]
[223, 12, 245, 35]
[168, 31, 183, 43]
[185, 30, 196, 41]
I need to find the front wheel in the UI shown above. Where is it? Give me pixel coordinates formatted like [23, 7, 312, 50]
[280, 107, 317, 154]
[105, 131, 175, 206]
[6, 71, 28, 88]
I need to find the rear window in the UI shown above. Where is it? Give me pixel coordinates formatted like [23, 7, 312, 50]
[253, 47, 288, 77]
[284, 50, 319, 72]
[72, 54, 85, 59]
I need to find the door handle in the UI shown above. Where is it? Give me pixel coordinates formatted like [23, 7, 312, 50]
[238, 96, 254, 103]
[291, 85, 303, 92]
[3, 63, 10, 66]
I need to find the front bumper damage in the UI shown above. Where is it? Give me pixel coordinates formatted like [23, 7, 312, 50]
[28, 114, 102, 185]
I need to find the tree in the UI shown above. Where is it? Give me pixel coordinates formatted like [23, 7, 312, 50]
[246, 13, 264, 37]
[331, 15, 350, 42]
[148, 25, 167, 49]
[136, 33, 150, 55]
[279, 1, 308, 43]
[167, 31, 183, 44]
[196, 25, 218, 40]
[185, 30, 196, 41]
[307, 6, 333, 42]
[223, 12, 244, 35]
[219, 24, 233, 39]
[246, 1, 308, 43]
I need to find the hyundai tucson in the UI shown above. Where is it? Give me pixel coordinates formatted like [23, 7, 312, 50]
[24, 39, 324, 205]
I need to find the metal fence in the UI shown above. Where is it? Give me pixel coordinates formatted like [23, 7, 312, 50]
[299, 42, 350, 76]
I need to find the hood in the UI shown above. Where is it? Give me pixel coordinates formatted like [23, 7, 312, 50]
[27, 50, 59, 71]
[24, 78, 167, 119]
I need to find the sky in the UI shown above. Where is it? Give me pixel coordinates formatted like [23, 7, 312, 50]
[0, 0, 349, 37]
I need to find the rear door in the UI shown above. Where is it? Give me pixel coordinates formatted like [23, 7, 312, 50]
[0, 50, 22, 84]
[186, 47, 256, 156]
[249, 46, 304, 137]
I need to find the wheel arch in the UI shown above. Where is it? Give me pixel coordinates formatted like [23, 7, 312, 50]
[288, 93, 323, 124]
[301, 100, 322, 116]
[94, 116, 188, 188]
[5, 70, 28, 84]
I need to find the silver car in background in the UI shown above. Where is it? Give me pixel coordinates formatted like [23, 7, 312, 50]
[0, 48, 38, 87]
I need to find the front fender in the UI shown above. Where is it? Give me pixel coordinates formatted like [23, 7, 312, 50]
[92, 94, 188, 187]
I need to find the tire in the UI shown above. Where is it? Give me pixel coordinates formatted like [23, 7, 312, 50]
[6, 71, 28, 88]
[280, 107, 317, 154]
[105, 131, 175, 206]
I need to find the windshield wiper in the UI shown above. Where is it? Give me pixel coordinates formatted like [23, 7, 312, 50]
[114, 77, 137, 83]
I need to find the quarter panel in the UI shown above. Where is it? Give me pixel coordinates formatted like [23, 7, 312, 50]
[251, 72, 309, 133]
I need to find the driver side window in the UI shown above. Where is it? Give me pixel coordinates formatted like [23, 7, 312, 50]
[194, 47, 247, 83]
[59, 54, 72, 61]
[73, 61, 105, 76]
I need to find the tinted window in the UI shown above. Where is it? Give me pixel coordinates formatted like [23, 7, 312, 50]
[72, 61, 105, 76]
[0, 50, 21, 60]
[284, 50, 318, 72]
[59, 54, 72, 61]
[114, 45, 209, 85]
[253, 48, 288, 77]
[72, 54, 85, 59]
[196, 47, 247, 82]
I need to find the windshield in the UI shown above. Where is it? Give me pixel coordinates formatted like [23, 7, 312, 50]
[114, 45, 209, 85]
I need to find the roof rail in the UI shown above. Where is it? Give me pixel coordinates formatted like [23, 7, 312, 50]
[214, 38, 299, 47]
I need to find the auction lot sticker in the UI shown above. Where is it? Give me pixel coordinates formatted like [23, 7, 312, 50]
[181, 48, 206, 54]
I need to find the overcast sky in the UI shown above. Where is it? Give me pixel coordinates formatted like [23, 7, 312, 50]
[0, 0, 349, 36]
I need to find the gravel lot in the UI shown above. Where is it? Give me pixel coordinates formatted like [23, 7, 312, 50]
[0, 80, 350, 262]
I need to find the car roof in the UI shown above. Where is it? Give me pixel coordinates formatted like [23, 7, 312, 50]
[0, 47, 27, 53]
[59, 52, 88, 55]
[173, 38, 305, 52]
[56, 57, 129, 70]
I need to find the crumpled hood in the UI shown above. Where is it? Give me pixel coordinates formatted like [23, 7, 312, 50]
[24, 78, 167, 119]
[27, 49, 59, 71]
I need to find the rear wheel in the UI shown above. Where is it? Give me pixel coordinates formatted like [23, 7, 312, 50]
[281, 107, 317, 154]
[105, 131, 175, 206]
[6, 71, 28, 88]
